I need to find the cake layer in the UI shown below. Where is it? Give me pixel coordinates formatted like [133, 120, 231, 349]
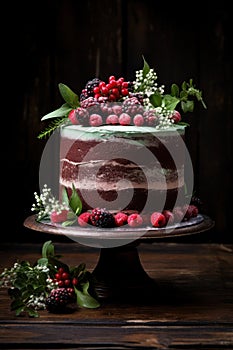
[59, 125, 186, 213]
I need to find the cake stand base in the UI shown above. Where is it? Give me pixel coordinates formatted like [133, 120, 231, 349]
[92, 244, 156, 300]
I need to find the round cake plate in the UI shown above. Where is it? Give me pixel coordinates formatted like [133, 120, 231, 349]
[24, 214, 214, 301]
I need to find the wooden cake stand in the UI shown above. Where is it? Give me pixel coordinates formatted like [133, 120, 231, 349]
[24, 214, 214, 300]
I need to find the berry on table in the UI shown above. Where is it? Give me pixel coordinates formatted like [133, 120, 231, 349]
[45, 288, 76, 313]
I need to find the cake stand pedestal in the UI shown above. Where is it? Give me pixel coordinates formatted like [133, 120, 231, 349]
[24, 214, 214, 301]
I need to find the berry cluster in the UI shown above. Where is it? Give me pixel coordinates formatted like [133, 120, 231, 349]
[80, 76, 134, 102]
[45, 266, 79, 313]
[67, 75, 181, 128]
[68, 99, 181, 127]
[75, 204, 199, 229]
[53, 267, 78, 288]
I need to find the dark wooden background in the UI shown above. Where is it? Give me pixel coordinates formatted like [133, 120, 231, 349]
[2, 0, 232, 243]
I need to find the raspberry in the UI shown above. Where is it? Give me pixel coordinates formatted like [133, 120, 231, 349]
[106, 114, 119, 125]
[162, 210, 175, 225]
[127, 213, 143, 227]
[68, 109, 79, 125]
[50, 210, 69, 223]
[133, 114, 144, 126]
[89, 114, 103, 126]
[150, 212, 166, 227]
[114, 212, 128, 226]
[119, 113, 131, 125]
[45, 288, 76, 313]
[183, 204, 199, 220]
[170, 110, 181, 123]
[90, 208, 115, 228]
[78, 212, 91, 227]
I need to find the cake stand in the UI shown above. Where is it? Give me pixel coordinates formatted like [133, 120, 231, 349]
[24, 214, 214, 301]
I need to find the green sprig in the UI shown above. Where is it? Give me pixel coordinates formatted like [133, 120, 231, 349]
[0, 241, 100, 317]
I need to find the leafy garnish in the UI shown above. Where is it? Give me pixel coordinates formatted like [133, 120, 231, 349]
[0, 241, 100, 317]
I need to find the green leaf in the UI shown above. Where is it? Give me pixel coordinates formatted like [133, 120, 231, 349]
[142, 55, 150, 78]
[163, 95, 180, 110]
[69, 184, 82, 215]
[61, 187, 70, 206]
[37, 257, 48, 266]
[58, 83, 80, 109]
[74, 283, 100, 308]
[171, 83, 179, 97]
[42, 241, 54, 259]
[61, 218, 77, 227]
[41, 103, 72, 121]
[181, 100, 194, 113]
[149, 93, 162, 107]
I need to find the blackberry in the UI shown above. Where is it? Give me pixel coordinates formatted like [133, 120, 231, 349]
[85, 78, 102, 97]
[90, 208, 115, 228]
[122, 97, 144, 116]
[45, 288, 76, 313]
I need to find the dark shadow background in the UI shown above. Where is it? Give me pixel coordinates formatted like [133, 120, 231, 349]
[1, 0, 232, 244]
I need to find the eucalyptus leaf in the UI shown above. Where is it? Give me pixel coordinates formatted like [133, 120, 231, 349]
[41, 103, 72, 121]
[59, 83, 80, 108]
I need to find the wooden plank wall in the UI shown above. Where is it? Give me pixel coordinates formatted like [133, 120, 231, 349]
[2, 0, 232, 243]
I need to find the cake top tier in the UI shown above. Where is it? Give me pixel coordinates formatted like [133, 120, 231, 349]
[38, 56, 207, 139]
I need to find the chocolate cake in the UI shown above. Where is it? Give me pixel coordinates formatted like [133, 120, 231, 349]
[59, 124, 186, 214]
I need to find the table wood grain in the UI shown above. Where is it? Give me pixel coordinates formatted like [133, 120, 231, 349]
[0, 242, 233, 349]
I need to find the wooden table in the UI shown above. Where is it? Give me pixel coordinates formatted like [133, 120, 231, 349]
[0, 241, 233, 349]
